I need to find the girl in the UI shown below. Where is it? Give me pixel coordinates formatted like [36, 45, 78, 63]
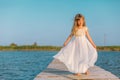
[53, 13, 98, 76]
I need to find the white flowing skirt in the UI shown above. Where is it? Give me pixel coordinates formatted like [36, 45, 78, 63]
[53, 36, 98, 73]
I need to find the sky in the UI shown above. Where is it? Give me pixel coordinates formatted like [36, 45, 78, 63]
[0, 0, 120, 46]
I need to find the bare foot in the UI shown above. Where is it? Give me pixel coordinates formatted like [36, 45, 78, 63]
[74, 73, 81, 76]
[85, 70, 89, 75]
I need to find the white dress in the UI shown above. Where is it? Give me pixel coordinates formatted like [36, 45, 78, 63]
[53, 26, 98, 73]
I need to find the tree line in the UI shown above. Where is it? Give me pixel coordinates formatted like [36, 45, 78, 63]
[0, 42, 120, 51]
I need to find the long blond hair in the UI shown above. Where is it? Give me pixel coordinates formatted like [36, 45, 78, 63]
[71, 13, 86, 36]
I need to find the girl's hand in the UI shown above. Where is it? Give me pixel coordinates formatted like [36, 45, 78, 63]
[63, 43, 67, 47]
[93, 45, 97, 50]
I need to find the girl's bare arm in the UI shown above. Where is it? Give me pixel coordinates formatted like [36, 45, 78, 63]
[63, 33, 73, 47]
[85, 29, 97, 49]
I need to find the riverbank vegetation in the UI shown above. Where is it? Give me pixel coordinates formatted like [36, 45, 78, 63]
[0, 43, 120, 51]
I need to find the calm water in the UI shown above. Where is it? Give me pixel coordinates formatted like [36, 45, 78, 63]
[96, 51, 120, 78]
[0, 51, 56, 80]
[0, 51, 119, 80]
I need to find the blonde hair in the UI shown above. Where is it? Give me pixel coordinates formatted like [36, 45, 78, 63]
[71, 13, 86, 36]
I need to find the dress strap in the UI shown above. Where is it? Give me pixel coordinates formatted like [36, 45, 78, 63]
[84, 27, 88, 31]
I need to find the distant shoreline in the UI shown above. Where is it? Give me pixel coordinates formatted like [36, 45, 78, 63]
[0, 45, 120, 51]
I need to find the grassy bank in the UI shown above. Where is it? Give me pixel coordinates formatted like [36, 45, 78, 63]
[0, 45, 120, 51]
[97, 46, 120, 51]
[0, 45, 61, 51]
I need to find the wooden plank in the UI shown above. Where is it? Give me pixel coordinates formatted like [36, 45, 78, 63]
[34, 59, 120, 80]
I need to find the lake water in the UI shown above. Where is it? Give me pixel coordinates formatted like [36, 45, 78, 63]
[0, 51, 119, 80]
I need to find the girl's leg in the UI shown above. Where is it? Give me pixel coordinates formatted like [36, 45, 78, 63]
[74, 73, 81, 76]
[85, 70, 89, 75]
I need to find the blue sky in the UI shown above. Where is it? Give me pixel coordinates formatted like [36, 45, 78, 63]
[0, 0, 120, 46]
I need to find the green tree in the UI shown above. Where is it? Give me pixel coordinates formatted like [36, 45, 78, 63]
[33, 42, 37, 46]
[10, 43, 17, 47]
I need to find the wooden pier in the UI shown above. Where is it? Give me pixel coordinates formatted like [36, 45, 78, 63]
[34, 59, 120, 80]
